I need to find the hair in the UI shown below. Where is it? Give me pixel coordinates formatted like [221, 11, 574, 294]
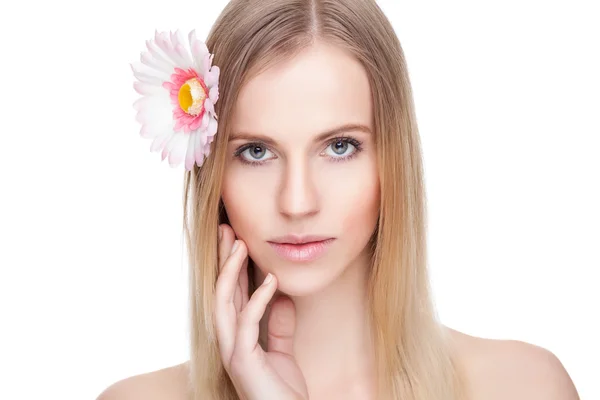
[183, 0, 468, 398]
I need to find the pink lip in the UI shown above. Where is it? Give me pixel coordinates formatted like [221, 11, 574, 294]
[268, 238, 335, 262]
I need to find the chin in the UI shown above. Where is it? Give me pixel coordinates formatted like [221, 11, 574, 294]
[251, 253, 343, 298]
[275, 271, 335, 297]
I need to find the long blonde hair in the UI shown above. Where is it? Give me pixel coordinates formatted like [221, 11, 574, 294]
[183, 0, 467, 398]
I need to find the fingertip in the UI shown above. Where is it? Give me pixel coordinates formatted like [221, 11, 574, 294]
[263, 273, 274, 285]
[230, 240, 240, 255]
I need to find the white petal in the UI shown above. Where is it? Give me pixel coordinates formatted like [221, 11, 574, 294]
[135, 102, 172, 126]
[133, 81, 165, 96]
[146, 39, 176, 70]
[185, 132, 197, 171]
[204, 65, 220, 88]
[200, 112, 210, 131]
[151, 130, 173, 153]
[204, 98, 215, 116]
[189, 30, 209, 76]
[161, 131, 185, 162]
[133, 93, 171, 112]
[168, 133, 189, 167]
[203, 142, 211, 156]
[172, 29, 194, 69]
[135, 95, 175, 139]
[140, 120, 173, 139]
[154, 31, 184, 66]
[130, 61, 170, 82]
[175, 43, 194, 70]
[132, 70, 164, 85]
[140, 51, 173, 75]
[201, 54, 211, 81]
[209, 85, 219, 103]
[194, 128, 205, 166]
[159, 31, 190, 68]
[207, 117, 218, 137]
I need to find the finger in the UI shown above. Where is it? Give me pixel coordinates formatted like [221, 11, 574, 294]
[267, 295, 296, 357]
[218, 223, 236, 272]
[234, 256, 248, 311]
[235, 273, 277, 357]
[216, 240, 246, 305]
[239, 256, 249, 308]
[215, 239, 247, 365]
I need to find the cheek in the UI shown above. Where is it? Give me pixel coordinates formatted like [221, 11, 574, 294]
[221, 168, 277, 238]
[322, 159, 380, 239]
[344, 181, 379, 235]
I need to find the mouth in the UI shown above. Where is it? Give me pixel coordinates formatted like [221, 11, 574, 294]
[267, 237, 335, 262]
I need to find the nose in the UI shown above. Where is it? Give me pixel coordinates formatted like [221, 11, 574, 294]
[278, 155, 319, 219]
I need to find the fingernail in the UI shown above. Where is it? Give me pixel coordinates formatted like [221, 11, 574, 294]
[263, 273, 273, 285]
[218, 225, 222, 241]
[230, 240, 239, 255]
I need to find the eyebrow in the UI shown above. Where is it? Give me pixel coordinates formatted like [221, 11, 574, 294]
[229, 123, 372, 146]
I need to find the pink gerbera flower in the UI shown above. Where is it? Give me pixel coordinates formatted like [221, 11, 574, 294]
[131, 29, 220, 171]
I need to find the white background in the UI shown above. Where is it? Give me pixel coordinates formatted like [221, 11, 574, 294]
[0, 0, 597, 398]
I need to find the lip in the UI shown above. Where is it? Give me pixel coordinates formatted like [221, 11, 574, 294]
[269, 234, 333, 244]
[267, 237, 335, 262]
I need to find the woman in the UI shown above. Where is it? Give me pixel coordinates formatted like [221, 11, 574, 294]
[100, 0, 579, 398]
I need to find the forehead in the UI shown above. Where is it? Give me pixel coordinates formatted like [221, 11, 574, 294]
[231, 41, 373, 140]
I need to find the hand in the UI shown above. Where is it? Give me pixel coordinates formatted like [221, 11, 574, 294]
[215, 223, 309, 400]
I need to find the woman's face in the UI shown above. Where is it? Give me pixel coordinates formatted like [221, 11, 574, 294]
[222, 41, 379, 296]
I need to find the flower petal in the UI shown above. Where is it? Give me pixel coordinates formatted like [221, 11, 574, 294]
[202, 54, 212, 81]
[205, 65, 220, 90]
[204, 98, 215, 116]
[161, 131, 183, 161]
[145, 39, 176, 69]
[134, 81, 165, 96]
[189, 30, 209, 76]
[200, 112, 210, 131]
[133, 94, 169, 112]
[140, 120, 174, 139]
[209, 85, 219, 103]
[185, 132, 197, 171]
[156, 31, 189, 68]
[133, 30, 220, 170]
[167, 133, 189, 167]
[140, 51, 173, 75]
[136, 109, 167, 126]
[131, 61, 170, 82]
[207, 117, 218, 137]
[189, 116, 204, 131]
[154, 31, 180, 65]
[194, 128, 205, 166]
[203, 142, 211, 156]
[135, 101, 172, 126]
[150, 130, 173, 153]
[172, 29, 194, 69]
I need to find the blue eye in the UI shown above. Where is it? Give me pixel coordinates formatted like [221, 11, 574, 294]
[233, 136, 364, 166]
[325, 139, 356, 157]
[240, 144, 268, 160]
[234, 143, 274, 165]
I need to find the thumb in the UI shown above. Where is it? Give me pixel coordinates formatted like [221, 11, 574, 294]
[267, 295, 296, 357]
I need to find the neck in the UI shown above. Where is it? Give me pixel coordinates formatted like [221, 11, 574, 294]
[256, 249, 376, 392]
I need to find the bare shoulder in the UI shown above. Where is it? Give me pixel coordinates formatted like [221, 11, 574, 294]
[96, 361, 191, 400]
[445, 327, 580, 400]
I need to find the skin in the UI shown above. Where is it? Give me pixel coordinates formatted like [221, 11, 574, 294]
[97, 41, 580, 400]
[220, 40, 379, 399]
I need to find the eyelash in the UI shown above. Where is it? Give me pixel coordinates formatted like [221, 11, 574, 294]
[233, 136, 364, 167]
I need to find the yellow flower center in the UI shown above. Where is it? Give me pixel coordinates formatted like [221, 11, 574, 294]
[178, 78, 207, 116]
